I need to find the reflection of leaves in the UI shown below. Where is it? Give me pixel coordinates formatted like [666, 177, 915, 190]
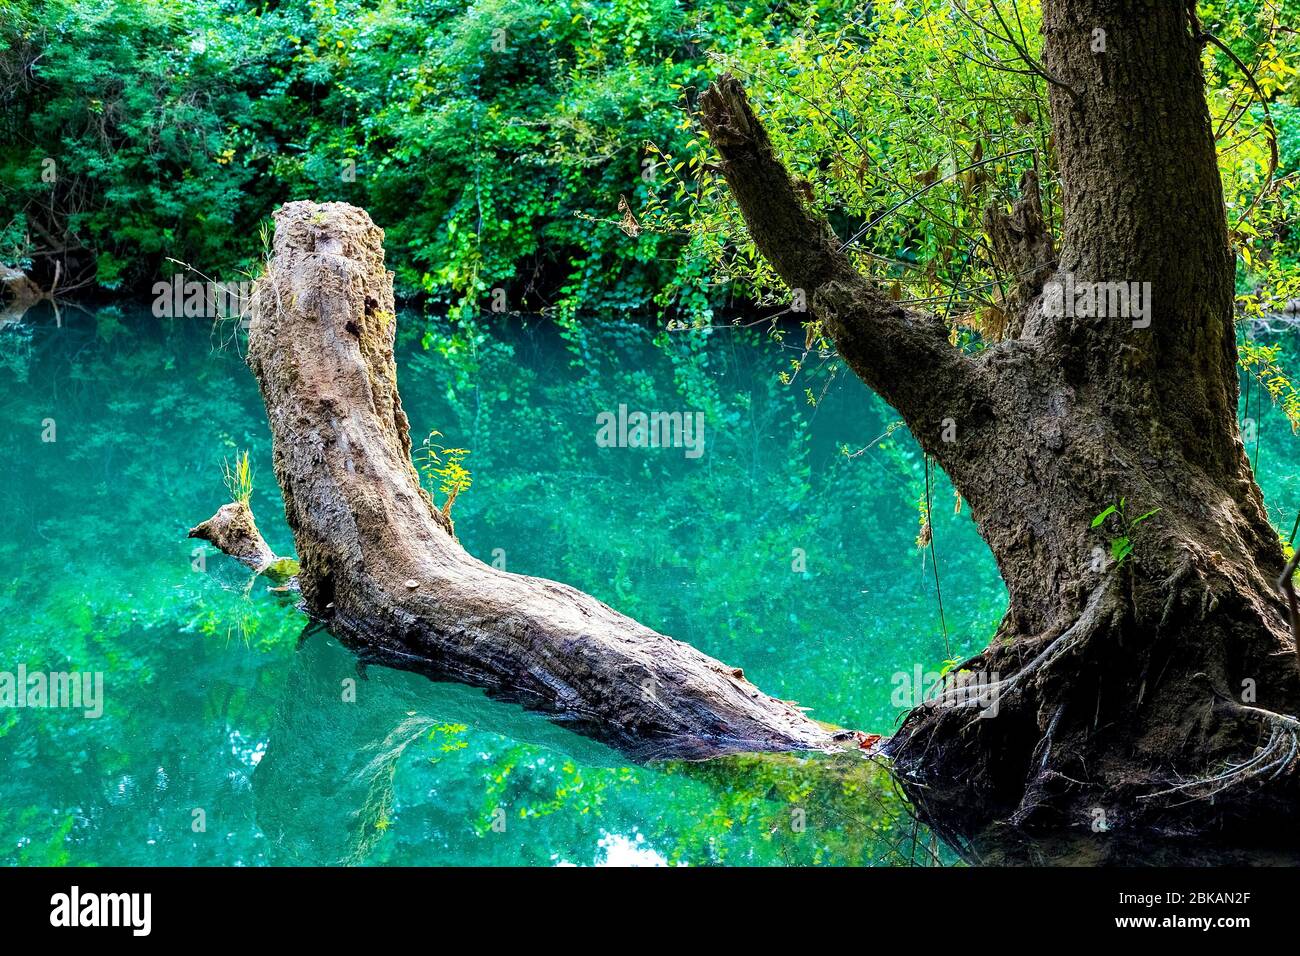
[1239, 340, 1300, 434]
[426, 722, 469, 763]
[95, 307, 126, 343]
[662, 751, 937, 866]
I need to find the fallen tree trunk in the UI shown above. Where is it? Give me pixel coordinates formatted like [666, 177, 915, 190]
[197, 200, 844, 762]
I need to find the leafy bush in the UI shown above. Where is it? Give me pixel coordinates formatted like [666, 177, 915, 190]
[0, 0, 836, 316]
[2, 0, 1296, 329]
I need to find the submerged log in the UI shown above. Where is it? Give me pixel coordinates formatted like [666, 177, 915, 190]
[198, 200, 842, 762]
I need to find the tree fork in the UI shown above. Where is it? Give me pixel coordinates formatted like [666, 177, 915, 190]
[696, 74, 984, 442]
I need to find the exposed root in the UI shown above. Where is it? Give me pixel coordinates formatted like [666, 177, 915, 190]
[1138, 699, 1300, 804]
[920, 582, 1118, 718]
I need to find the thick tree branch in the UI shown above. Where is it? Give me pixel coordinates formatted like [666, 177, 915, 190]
[698, 74, 980, 432]
[189, 500, 298, 584]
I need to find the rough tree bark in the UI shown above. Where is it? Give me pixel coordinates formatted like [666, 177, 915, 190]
[700, 1, 1300, 842]
[194, 200, 847, 763]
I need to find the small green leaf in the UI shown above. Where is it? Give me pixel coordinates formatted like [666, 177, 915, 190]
[1130, 508, 1162, 527]
[1092, 505, 1118, 527]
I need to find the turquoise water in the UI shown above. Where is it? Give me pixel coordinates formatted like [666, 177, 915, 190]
[0, 305, 1295, 866]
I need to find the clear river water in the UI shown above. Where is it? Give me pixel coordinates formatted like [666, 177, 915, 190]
[2, 304, 1296, 865]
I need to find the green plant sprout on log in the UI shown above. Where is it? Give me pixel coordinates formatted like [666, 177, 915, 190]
[416, 431, 473, 517]
[221, 450, 253, 506]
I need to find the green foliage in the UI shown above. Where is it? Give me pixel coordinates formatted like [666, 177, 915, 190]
[416, 430, 472, 516]
[646, 0, 1060, 332]
[649, 0, 1299, 329]
[1, 0, 833, 317]
[1240, 338, 1300, 433]
[1200, 0, 1300, 322]
[0, 212, 32, 271]
[3, 0, 1297, 352]
[0, 0, 272, 284]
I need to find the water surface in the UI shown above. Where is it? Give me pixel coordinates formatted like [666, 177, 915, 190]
[1, 304, 1294, 865]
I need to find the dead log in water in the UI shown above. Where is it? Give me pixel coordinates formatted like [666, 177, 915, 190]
[192, 200, 846, 762]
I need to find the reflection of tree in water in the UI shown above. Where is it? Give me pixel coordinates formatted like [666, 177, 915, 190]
[0, 320, 33, 382]
[251, 628, 933, 866]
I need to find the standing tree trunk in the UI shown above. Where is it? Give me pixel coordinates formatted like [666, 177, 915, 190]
[700, 1, 1300, 841]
